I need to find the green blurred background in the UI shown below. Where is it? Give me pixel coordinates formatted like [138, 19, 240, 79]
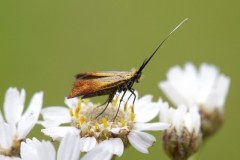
[0, 0, 239, 159]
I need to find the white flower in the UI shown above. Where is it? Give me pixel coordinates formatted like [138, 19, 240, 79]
[159, 100, 201, 160]
[159, 62, 230, 112]
[20, 132, 112, 160]
[159, 63, 230, 137]
[159, 100, 201, 135]
[40, 91, 170, 156]
[0, 87, 43, 159]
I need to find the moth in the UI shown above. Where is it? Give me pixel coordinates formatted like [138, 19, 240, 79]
[67, 18, 188, 119]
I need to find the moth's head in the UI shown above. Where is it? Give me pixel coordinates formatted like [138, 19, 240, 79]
[131, 68, 142, 83]
[134, 71, 142, 83]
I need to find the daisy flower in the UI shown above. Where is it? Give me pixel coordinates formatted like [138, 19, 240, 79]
[159, 100, 201, 160]
[20, 132, 112, 160]
[40, 91, 170, 157]
[0, 87, 43, 159]
[159, 62, 230, 138]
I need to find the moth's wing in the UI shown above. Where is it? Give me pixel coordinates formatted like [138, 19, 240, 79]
[67, 75, 132, 98]
[75, 71, 132, 79]
[81, 87, 118, 99]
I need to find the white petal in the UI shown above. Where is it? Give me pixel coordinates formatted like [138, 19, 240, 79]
[21, 138, 56, 160]
[134, 95, 160, 123]
[4, 87, 25, 124]
[134, 94, 151, 107]
[41, 126, 80, 141]
[217, 75, 230, 107]
[57, 132, 81, 160]
[22, 92, 43, 122]
[184, 107, 200, 133]
[134, 122, 170, 131]
[21, 140, 41, 160]
[128, 130, 156, 154]
[159, 81, 185, 107]
[17, 113, 36, 139]
[41, 141, 56, 160]
[0, 110, 4, 123]
[109, 127, 121, 134]
[199, 63, 219, 90]
[184, 63, 197, 79]
[0, 122, 17, 148]
[108, 138, 124, 156]
[38, 121, 63, 129]
[81, 138, 123, 157]
[161, 64, 199, 107]
[190, 108, 201, 133]
[172, 106, 186, 131]
[40, 106, 71, 128]
[80, 137, 97, 152]
[81, 142, 112, 160]
[206, 75, 230, 109]
[70, 138, 82, 160]
[65, 97, 79, 109]
[159, 100, 175, 124]
[0, 155, 21, 160]
[196, 63, 219, 104]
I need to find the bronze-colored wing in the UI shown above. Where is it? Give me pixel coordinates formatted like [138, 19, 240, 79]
[75, 71, 132, 79]
[67, 73, 133, 98]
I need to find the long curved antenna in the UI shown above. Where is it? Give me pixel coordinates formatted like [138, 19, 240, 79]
[137, 18, 188, 74]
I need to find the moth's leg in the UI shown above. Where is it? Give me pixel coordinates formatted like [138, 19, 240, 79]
[112, 90, 127, 121]
[95, 101, 111, 119]
[127, 92, 133, 102]
[127, 88, 137, 104]
[95, 92, 116, 119]
[129, 89, 136, 105]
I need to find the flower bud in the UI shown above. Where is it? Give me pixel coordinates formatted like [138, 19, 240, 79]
[159, 101, 202, 160]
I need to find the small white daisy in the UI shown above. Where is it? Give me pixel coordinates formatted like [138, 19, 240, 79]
[159, 100, 201, 160]
[159, 62, 230, 137]
[40, 91, 170, 156]
[20, 132, 113, 160]
[0, 87, 43, 159]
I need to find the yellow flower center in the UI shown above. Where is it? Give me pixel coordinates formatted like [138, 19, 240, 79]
[69, 98, 135, 143]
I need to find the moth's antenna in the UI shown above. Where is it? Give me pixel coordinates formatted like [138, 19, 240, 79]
[137, 18, 188, 74]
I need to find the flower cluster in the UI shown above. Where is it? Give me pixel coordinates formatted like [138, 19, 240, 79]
[40, 91, 169, 155]
[159, 63, 230, 138]
[158, 62, 230, 159]
[0, 62, 230, 160]
[0, 87, 43, 159]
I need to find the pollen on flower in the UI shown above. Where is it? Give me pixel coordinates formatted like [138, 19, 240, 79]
[75, 101, 81, 119]
[130, 105, 134, 113]
[69, 108, 73, 117]
[95, 123, 100, 132]
[102, 117, 108, 128]
[77, 100, 81, 109]
[69, 98, 135, 144]
[79, 116, 85, 125]
[131, 113, 135, 121]
[113, 97, 119, 106]
[124, 102, 127, 111]
[121, 120, 126, 127]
